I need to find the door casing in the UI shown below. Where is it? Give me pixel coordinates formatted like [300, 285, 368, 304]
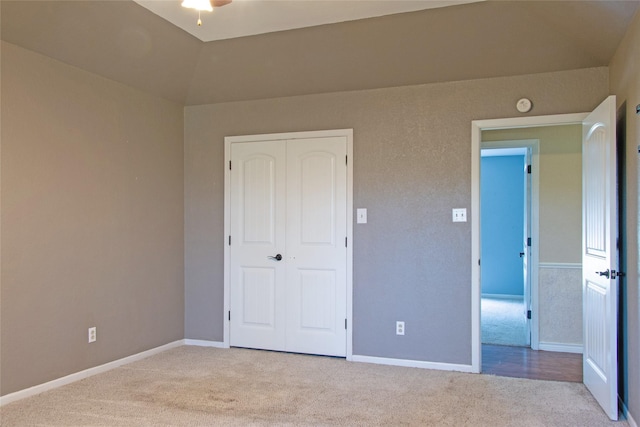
[223, 129, 354, 360]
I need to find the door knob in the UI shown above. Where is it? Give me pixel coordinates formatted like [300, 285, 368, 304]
[268, 254, 283, 261]
[596, 269, 610, 279]
[611, 270, 626, 278]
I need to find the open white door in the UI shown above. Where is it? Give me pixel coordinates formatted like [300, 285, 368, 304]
[582, 95, 618, 420]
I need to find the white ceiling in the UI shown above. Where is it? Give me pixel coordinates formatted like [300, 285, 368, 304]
[133, 0, 483, 42]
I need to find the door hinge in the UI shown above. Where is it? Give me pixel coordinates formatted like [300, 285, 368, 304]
[527, 164, 532, 174]
[228, 311, 231, 321]
[228, 236, 231, 246]
[229, 161, 232, 170]
[478, 259, 481, 266]
[527, 310, 532, 319]
[346, 155, 348, 166]
[345, 237, 348, 247]
[345, 319, 347, 330]
[527, 237, 532, 247]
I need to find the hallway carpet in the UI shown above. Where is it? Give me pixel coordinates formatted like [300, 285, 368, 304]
[482, 297, 528, 346]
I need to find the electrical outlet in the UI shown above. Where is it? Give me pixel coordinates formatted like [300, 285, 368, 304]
[396, 321, 405, 336]
[88, 327, 96, 343]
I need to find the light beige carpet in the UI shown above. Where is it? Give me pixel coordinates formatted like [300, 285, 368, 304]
[0, 346, 626, 426]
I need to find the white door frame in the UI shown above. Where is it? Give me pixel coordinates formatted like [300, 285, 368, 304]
[481, 141, 538, 349]
[223, 129, 354, 360]
[471, 113, 587, 373]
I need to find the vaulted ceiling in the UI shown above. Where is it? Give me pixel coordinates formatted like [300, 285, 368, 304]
[133, 0, 484, 42]
[2, 1, 638, 106]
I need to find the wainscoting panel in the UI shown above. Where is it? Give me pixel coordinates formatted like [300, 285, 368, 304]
[538, 263, 582, 348]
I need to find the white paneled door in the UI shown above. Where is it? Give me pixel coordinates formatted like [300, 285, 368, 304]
[582, 96, 618, 420]
[229, 135, 348, 357]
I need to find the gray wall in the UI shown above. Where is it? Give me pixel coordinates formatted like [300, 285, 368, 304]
[185, 67, 608, 364]
[0, 41, 185, 395]
[609, 9, 640, 422]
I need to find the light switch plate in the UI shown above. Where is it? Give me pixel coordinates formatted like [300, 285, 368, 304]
[357, 208, 367, 224]
[452, 208, 467, 222]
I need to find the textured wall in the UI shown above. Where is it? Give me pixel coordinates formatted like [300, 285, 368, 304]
[1, 42, 185, 395]
[185, 67, 608, 365]
[609, 9, 640, 422]
[538, 265, 582, 346]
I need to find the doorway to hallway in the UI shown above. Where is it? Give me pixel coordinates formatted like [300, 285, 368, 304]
[473, 120, 585, 384]
[473, 100, 622, 419]
[480, 147, 532, 348]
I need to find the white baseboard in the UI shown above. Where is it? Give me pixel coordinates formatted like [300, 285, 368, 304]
[481, 293, 524, 301]
[621, 398, 638, 427]
[352, 354, 473, 373]
[538, 342, 583, 354]
[183, 339, 228, 348]
[0, 340, 183, 407]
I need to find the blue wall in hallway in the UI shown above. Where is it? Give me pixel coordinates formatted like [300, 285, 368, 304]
[481, 155, 525, 297]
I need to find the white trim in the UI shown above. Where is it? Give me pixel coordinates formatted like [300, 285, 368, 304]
[538, 342, 583, 354]
[0, 340, 183, 407]
[481, 293, 524, 301]
[476, 113, 589, 130]
[352, 355, 474, 373]
[471, 112, 589, 374]
[183, 339, 228, 348]
[223, 129, 354, 360]
[621, 399, 638, 427]
[222, 136, 237, 349]
[539, 262, 582, 269]
[471, 124, 481, 372]
[481, 147, 528, 157]
[345, 131, 354, 361]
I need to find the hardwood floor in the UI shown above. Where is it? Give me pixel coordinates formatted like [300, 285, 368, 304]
[482, 344, 582, 382]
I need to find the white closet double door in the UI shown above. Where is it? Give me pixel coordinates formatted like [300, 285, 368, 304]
[229, 136, 347, 357]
